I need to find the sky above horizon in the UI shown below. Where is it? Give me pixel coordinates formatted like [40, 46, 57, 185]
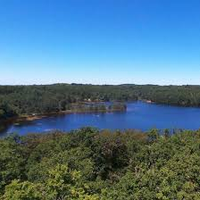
[0, 0, 200, 85]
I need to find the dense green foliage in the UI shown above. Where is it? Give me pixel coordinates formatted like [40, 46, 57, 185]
[1, 84, 200, 120]
[1, 127, 200, 199]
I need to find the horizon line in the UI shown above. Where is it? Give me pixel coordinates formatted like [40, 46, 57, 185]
[0, 82, 200, 87]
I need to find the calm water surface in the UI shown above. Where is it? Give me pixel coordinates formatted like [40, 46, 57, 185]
[1, 101, 200, 137]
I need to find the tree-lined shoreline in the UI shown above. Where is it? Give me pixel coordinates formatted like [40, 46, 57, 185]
[0, 101, 127, 133]
[1, 84, 200, 122]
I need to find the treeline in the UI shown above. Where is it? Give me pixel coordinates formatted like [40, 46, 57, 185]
[1, 127, 200, 199]
[1, 84, 200, 120]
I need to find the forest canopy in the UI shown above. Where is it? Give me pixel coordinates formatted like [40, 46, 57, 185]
[0, 127, 200, 199]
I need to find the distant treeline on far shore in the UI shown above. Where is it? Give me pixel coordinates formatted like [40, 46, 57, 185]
[1, 83, 200, 121]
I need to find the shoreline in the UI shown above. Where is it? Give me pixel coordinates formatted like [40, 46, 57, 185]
[17, 108, 127, 121]
[0, 108, 127, 133]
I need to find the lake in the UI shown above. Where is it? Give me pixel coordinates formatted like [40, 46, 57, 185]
[1, 101, 200, 137]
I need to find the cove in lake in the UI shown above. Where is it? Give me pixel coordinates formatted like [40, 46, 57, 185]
[1, 101, 200, 137]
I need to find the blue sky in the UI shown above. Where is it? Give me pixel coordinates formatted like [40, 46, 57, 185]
[0, 0, 200, 85]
